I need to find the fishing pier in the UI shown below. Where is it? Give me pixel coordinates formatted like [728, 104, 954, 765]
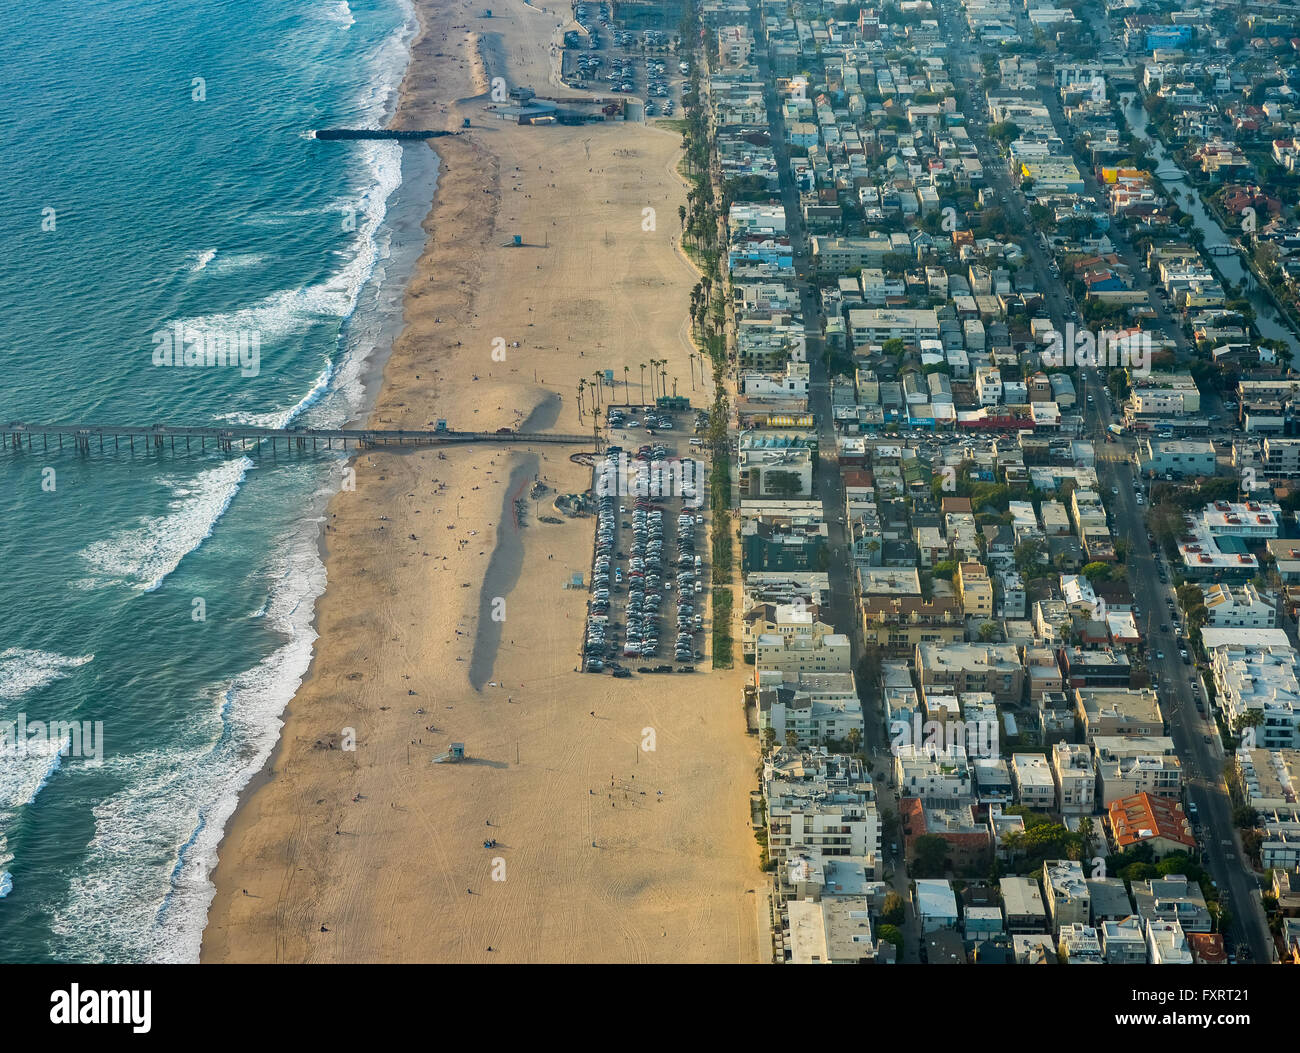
[1, 422, 599, 456]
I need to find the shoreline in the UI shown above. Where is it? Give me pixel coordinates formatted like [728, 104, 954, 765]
[203, 0, 760, 964]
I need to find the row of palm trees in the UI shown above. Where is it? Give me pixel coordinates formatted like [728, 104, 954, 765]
[576, 359, 696, 421]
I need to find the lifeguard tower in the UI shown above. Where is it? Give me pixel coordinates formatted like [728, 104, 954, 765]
[433, 742, 466, 764]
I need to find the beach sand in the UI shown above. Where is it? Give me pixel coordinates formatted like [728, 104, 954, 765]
[201, 0, 762, 963]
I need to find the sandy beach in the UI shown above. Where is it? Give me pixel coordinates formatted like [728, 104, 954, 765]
[201, 0, 761, 963]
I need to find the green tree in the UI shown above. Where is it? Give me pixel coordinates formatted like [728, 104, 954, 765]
[1014, 537, 1047, 577]
[912, 834, 949, 877]
[882, 890, 906, 926]
[877, 924, 904, 954]
[989, 121, 1022, 145]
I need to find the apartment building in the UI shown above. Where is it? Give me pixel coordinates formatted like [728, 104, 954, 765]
[847, 307, 941, 349]
[1094, 736, 1183, 806]
[1011, 753, 1057, 810]
[1075, 687, 1164, 744]
[1101, 916, 1149, 964]
[1043, 859, 1091, 935]
[956, 561, 994, 620]
[1202, 581, 1276, 629]
[1051, 742, 1096, 816]
[1133, 875, 1212, 934]
[763, 747, 880, 869]
[1208, 641, 1300, 750]
[1001, 876, 1049, 934]
[754, 631, 852, 676]
[859, 595, 964, 653]
[755, 670, 864, 748]
[915, 643, 1025, 704]
[894, 741, 975, 806]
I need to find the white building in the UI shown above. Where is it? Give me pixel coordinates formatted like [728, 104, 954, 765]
[895, 741, 975, 805]
[1101, 916, 1149, 964]
[1208, 641, 1300, 750]
[1012, 753, 1057, 810]
[764, 748, 881, 868]
[1202, 581, 1276, 629]
[756, 670, 865, 748]
[914, 879, 960, 932]
[1199, 500, 1281, 540]
[1051, 742, 1096, 816]
[1043, 859, 1091, 934]
[1145, 918, 1194, 965]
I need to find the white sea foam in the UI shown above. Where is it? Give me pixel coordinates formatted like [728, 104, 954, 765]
[48, 0, 420, 960]
[78, 459, 252, 592]
[207, 252, 266, 276]
[49, 530, 326, 962]
[214, 359, 336, 431]
[0, 735, 69, 900]
[0, 649, 94, 700]
[322, 0, 355, 27]
[190, 248, 218, 273]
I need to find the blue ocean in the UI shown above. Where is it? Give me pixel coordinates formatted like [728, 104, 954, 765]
[0, 0, 435, 961]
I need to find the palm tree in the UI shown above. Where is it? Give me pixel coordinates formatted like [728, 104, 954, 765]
[1078, 816, 1095, 857]
[688, 352, 697, 390]
[623, 365, 631, 405]
[576, 379, 586, 421]
[678, 204, 687, 229]
[660, 365, 669, 401]
[591, 372, 603, 411]
[639, 362, 647, 406]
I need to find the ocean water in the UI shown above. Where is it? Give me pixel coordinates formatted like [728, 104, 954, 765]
[0, 0, 436, 962]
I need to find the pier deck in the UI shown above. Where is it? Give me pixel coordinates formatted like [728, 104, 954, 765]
[1, 422, 597, 455]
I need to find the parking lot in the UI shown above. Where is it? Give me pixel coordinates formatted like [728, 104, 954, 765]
[561, 3, 686, 118]
[580, 405, 709, 678]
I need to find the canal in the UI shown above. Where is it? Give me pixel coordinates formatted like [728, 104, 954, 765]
[1119, 93, 1299, 354]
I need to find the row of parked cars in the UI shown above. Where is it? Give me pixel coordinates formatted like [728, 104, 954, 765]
[673, 512, 705, 663]
[604, 62, 638, 92]
[584, 476, 620, 674]
[646, 58, 671, 98]
[606, 407, 675, 431]
[622, 496, 668, 659]
[572, 53, 604, 82]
